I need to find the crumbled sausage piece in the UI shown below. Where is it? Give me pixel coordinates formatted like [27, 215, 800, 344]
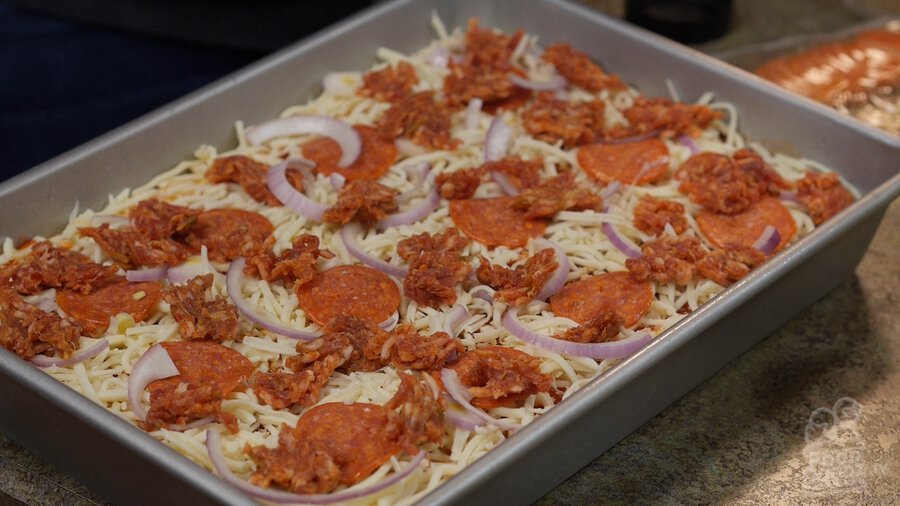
[79, 225, 192, 268]
[450, 346, 554, 409]
[252, 370, 323, 410]
[445, 64, 519, 108]
[795, 171, 854, 225]
[162, 274, 238, 342]
[8, 241, 120, 295]
[404, 249, 472, 308]
[461, 18, 523, 69]
[146, 383, 238, 433]
[633, 195, 688, 236]
[542, 43, 624, 92]
[606, 97, 723, 139]
[387, 371, 445, 452]
[387, 323, 463, 371]
[130, 198, 200, 240]
[676, 149, 788, 215]
[396, 228, 469, 263]
[376, 91, 458, 150]
[359, 61, 419, 103]
[206, 155, 285, 206]
[625, 235, 707, 285]
[554, 311, 624, 344]
[317, 315, 390, 373]
[522, 92, 606, 148]
[322, 180, 399, 225]
[0, 286, 82, 359]
[245, 234, 334, 290]
[436, 168, 483, 200]
[482, 157, 543, 191]
[696, 244, 766, 286]
[476, 248, 559, 306]
[512, 172, 603, 219]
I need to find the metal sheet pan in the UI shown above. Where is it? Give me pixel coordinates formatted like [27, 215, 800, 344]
[1, 1, 898, 505]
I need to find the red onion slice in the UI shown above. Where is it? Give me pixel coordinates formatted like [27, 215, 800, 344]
[502, 306, 652, 359]
[126, 266, 168, 283]
[267, 159, 328, 222]
[166, 415, 216, 432]
[677, 135, 700, 155]
[397, 162, 432, 204]
[752, 225, 781, 255]
[444, 400, 485, 432]
[599, 181, 622, 202]
[602, 222, 643, 259]
[340, 223, 408, 278]
[484, 117, 513, 162]
[245, 115, 361, 167]
[465, 98, 483, 130]
[329, 173, 346, 190]
[443, 304, 470, 337]
[167, 253, 214, 285]
[380, 311, 399, 331]
[509, 74, 566, 91]
[226, 257, 321, 340]
[30, 338, 109, 369]
[128, 343, 180, 421]
[471, 285, 495, 303]
[533, 239, 569, 302]
[440, 368, 520, 432]
[490, 169, 519, 196]
[375, 185, 440, 230]
[206, 430, 426, 505]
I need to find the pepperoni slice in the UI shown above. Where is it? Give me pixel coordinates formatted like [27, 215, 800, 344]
[56, 281, 162, 336]
[151, 341, 255, 396]
[549, 271, 652, 327]
[696, 196, 796, 253]
[450, 197, 547, 248]
[301, 125, 397, 181]
[183, 208, 274, 262]
[576, 138, 670, 185]
[296, 264, 400, 327]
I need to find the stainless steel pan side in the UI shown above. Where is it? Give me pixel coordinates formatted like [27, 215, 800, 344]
[1, 0, 897, 505]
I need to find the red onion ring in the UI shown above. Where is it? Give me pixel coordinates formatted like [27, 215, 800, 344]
[502, 306, 652, 359]
[166, 253, 215, 285]
[484, 117, 513, 162]
[206, 430, 427, 505]
[245, 115, 361, 168]
[533, 239, 569, 302]
[329, 173, 346, 190]
[471, 285, 495, 303]
[444, 400, 485, 432]
[602, 222, 643, 259]
[677, 135, 700, 155]
[30, 338, 109, 369]
[599, 181, 622, 202]
[375, 185, 440, 230]
[752, 225, 781, 255]
[490, 169, 519, 196]
[465, 98, 483, 130]
[509, 74, 566, 91]
[340, 223, 409, 278]
[379, 311, 399, 331]
[126, 266, 168, 283]
[443, 304, 470, 337]
[267, 159, 328, 222]
[128, 343, 180, 421]
[226, 257, 321, 341]
[440, 368, 520, 431]
[166, 415, 216, 432]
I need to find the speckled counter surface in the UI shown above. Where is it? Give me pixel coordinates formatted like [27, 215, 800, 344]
[2, 1, 898, 505]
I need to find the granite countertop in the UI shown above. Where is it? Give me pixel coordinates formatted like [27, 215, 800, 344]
[2, 1, 898, 505]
